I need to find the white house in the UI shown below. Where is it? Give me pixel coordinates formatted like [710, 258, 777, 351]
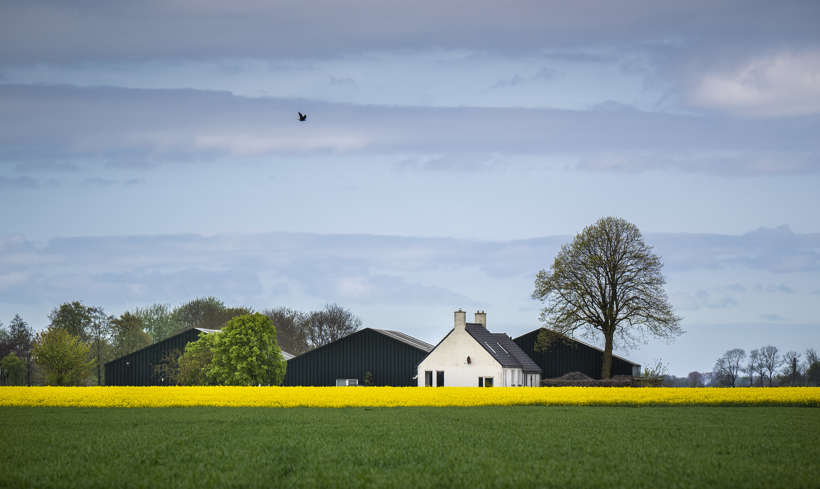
[417, 310, 542, 387]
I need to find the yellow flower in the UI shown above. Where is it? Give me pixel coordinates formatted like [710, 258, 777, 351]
[2, 386, 819, 408]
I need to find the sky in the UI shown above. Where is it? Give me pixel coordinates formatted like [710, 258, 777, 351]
[1, 0, 818, 376]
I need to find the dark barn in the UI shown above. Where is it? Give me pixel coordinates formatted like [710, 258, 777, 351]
[283, 328, 433, 386]
[104, 328, 218, 386]
[513, 328, 640, 380]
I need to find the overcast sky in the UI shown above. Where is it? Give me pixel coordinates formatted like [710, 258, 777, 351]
[1, 0, 818, 376]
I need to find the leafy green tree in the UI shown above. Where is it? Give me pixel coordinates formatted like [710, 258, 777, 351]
[172, 297, 253, 332]
[31, 328, 95, 386]
[178, 334, 218, 386]
[1, 352, 28, 385]
[110, 312, 152, 358]
[133, 303, 181, 343]
[208, 313, 286, 386]
[48, 301, 92, 342]
[262, 307, 309, 355]
[531, 217, 683, 378]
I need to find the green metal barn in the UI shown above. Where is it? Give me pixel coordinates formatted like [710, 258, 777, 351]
[513, 328, 641, 380]
[283, 328, 433, 386]
[104, 328, 219, 386]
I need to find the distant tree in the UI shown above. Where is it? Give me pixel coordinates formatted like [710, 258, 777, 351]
[178, 335, 218, 386]
[807, 362, 820, 387]
[305, 304, 363, 349]
[780, 350, 802, 385]
[713, 349, 746, 387]
[742, 349, 764, 387]
[1, 352, 27, 386]
[31, 328, 95, 386]
[87, 307, 114, 385]
[531, 217, 683, 379]
[759, 345, 783, 387]
[48, 301, 92, 342]
[262, 307, 309, 355]
[110, 312, 152, 358]
[208, 314, 286, 386]
[805, 348, 819, 367]
[171, 297, 253, 332]
[9, 315, 34, 386]
[687, 371, 703, 388]
[134, 303, 180, 343]
[152, 348, 182, 385]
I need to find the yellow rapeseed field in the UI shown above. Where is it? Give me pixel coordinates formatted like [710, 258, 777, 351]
[2, 386, 819, 408]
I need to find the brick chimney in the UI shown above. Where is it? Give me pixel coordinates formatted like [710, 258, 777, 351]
[454, 309, 466, 331]
[474, 311, 486, 328]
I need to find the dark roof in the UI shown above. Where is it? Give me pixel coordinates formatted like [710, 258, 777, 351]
[465, 324, 542, 373]
[371, 328, 434, 352]
[513, 328, 640, 367]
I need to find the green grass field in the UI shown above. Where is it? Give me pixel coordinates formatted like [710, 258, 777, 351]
[1, 406, 818, 488]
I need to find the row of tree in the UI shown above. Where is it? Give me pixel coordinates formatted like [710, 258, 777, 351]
[711, 346, 819, 387]
[0, 298, 363, 386]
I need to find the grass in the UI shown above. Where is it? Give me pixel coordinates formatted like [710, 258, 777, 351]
[1, 406, 818, 488]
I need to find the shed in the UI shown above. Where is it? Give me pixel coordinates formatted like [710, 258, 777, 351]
[512, 328, 641, 380]
[282, 328, 433, 386]
[104, 327, 219, 386]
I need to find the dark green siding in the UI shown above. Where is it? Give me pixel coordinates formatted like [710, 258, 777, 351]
[283, 328, 429, 386]
[513, 329, 640, 380]
[104, 329, 207, 386]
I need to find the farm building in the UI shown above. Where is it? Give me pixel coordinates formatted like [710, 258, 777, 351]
[512, 328, 641, 380]
[417, 310, 542, 387]
[104, 327, 295, 386]
[283, 328, 433, 386]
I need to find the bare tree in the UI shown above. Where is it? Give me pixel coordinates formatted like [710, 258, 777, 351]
[8, 315, 34, 386]
[742, 349, 764, 387]
[805, 348, 819, 370]
[532, 217, 683, 378]
[714, 348, 746, 387]
[262, 307, 309, 355]
[758, 345, 783, 387]
[305, 304, 362, 349]
[781, 350, 802, 385]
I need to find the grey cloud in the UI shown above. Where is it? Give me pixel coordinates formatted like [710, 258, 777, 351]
[760, 313, 786, 321]
[82, 177, 115, 186]
[14, 160, 79, 173]
[576, 152, 820, 176]
[328, 76, 356, 86]
[0, 175, 36, 189]
[693, 290, 739, 309]
[649, 226, 820, 273]
[1, 1, 816, 63]
[727, 284, 747, 293]
[1, 85, 819, 174]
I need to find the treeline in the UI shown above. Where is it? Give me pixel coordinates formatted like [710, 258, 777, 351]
[662, 346, 820, 387]
[0, 298, 362, 386]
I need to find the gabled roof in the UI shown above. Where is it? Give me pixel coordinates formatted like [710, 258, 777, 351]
[371, 328, 434, 352]
[465, 324, 542, 373]
[513, 328, 640, 367]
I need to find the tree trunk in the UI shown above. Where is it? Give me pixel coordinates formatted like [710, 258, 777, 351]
[601, 332, 613, 379]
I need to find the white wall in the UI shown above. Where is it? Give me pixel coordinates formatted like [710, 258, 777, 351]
[417, 328, 503, 387]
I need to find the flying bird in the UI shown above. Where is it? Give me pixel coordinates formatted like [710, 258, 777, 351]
[298, 112, 307, 121]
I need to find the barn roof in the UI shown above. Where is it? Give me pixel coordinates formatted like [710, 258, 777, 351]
[465, 324, 542, 373]
[372, 328, 434, 352]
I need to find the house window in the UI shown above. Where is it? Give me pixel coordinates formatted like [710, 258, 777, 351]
[484, 377, 493, 387]
[336, 379, 358, 386]
[436, 371, 444, 387]
[425, 371, 433, 387]
[478, 377, 483, 387]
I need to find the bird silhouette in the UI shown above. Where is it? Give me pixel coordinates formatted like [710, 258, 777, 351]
[298, 112, 307, 121]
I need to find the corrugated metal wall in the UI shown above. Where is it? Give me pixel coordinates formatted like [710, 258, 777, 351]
[104, 329, 205, 386]
[283, 328, 429, 386]
[513, 329, 639, 380]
